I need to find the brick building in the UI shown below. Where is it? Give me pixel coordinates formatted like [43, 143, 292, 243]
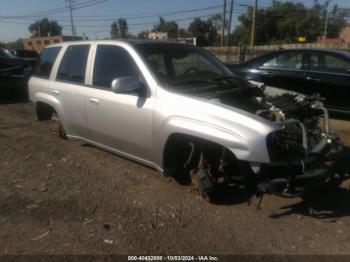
[24, 35, 84, 53]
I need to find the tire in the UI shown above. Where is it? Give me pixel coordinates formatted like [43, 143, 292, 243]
[36, 103, 53, 121]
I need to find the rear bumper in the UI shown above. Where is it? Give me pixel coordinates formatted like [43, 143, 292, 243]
[258, 136, 344, 198]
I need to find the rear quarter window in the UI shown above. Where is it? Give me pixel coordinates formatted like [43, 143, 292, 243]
[34, 46, 61, 78]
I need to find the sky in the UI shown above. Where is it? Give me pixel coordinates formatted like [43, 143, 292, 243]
[0, 0, 349, 42]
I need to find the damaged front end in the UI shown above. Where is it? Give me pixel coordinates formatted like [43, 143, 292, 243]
[189, 82, 343, 200]
[257, 93, 343, 198]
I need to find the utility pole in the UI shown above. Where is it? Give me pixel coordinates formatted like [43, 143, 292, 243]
[221, 0, 227, 47]
[323, 0, 333, 45]
[250, 0, 257, 49]
[66, 0, 75, 38]
[226, 0, 234, 46]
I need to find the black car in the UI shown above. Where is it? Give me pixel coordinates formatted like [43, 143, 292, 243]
[0, 47, 32, 97]
[12, 50, 39, 66]
[226, 49, 350, 114]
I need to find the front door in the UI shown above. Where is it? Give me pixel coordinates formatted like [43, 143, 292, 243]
[85, 44, 154, 161]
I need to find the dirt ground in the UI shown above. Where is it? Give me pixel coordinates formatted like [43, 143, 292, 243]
[1, 96, 350, 255]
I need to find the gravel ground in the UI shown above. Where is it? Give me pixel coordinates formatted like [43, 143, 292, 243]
[0, 97, 350, 255]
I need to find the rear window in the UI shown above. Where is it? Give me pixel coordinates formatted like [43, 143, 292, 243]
[34, 47, 61, 78]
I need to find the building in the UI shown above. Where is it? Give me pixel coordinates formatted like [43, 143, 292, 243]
[340, 26, 350, 44]
[317, 26, 350, 45]
[148, 32, 168, 40]
[24, 35, 84, 53]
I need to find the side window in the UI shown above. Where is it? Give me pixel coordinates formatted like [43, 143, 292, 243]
[34, 46, 61, 78]
[57, 45, 90, 84]
[93, 45, 139, 88]
[310, 53, 350, 74]
[262, 52, 304, 70]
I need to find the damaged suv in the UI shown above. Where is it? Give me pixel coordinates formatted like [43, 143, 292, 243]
[29, 41, 343, 201]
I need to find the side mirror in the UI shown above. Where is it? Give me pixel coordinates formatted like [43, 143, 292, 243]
[111, 76, 143, 95]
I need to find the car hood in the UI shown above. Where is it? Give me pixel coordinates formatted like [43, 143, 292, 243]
[158, 85, 281, 137]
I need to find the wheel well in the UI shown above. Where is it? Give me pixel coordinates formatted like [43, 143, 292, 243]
[163, 133, 239, 184]
[36, 102, 56, 121]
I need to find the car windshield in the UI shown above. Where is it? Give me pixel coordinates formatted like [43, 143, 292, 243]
[135, 43, 236, 89]
[0, 47, 16, 58]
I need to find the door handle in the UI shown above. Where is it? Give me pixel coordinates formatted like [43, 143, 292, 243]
[51, 89, 60, 96]
[307, 77, 320, 82]
[88, 98, 100, 105]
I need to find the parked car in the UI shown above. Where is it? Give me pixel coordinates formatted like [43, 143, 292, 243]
[12, 50, 39, 66]
[29, 41, 343, 201]
[226, 49, 350, 114]
[0, 47, 32, 97]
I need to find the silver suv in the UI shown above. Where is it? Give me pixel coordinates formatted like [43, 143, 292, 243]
[29, 40, 343, 201]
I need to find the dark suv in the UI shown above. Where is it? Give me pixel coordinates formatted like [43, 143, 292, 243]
[226, 49, 350, 114]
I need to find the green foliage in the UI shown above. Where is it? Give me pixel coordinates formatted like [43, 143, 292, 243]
[28, 18, 62, 37]
[118, 18, 128, 39]
[188, 18, 218, 46]
[152, 17, 179, 38]
[110, 18, 129, 39]
[231, 0, 348, 46]
[110, 21, 119, 39]
[137, 30, 149, 39]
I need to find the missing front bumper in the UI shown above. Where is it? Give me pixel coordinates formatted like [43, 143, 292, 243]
[257, 137, 344, 198]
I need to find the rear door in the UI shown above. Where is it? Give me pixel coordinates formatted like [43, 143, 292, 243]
[306, 51, 350, 112]
[256, 51, 310, 94]
[54, 44, 91, 138]
[85, 44, 155, 161]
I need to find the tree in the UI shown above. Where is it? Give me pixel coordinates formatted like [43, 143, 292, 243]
[111, 21, 120, 39]
[231, 0, 348, 46]
[118, 18, 129, 39]
[152, 17, 179, 38]
[188, 18, 218, 46]
[137, 30, 149, 39]
[28, 18, 62, 37]
[110, 18, 129, 39]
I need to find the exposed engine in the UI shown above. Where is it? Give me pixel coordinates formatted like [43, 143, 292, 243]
[209, 84, 329, 162]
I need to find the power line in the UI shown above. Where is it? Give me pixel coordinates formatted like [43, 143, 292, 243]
[0, 0, 108, 19]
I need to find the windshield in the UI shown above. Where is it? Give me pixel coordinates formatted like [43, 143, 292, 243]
[0, 47, 16, 58]
[135, 43, 235, 89]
